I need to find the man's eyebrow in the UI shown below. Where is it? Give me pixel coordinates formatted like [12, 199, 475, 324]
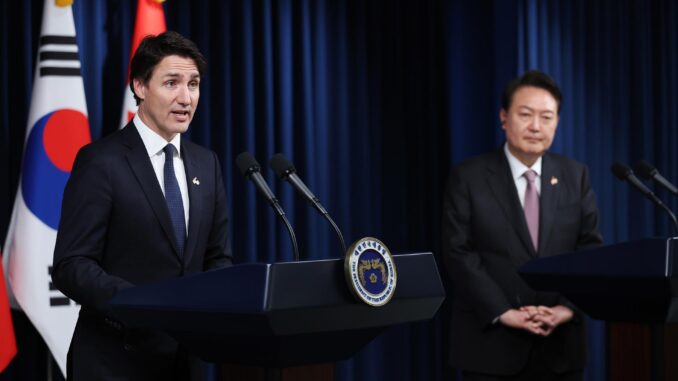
[161, 72, 200, 79]
[518, 105, 555, 113]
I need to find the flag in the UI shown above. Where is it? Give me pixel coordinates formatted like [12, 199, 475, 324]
[2, 0, 90, 375]
[0, 250, 16, 373]
[119, 0, 166, 128]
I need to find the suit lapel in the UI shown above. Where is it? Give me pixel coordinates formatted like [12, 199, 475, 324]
[182, 141, 203, 267]
[538, 153, 560, 256]
[122, 124, 182, 259]
[485, 151, 537, 257]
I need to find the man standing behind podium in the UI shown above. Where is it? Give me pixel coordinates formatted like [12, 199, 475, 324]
[52, 31, 231, 380]
[442, 71, 602, 381]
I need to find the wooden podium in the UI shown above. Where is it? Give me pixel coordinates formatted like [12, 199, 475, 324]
[520, 238, 678, 381]
[109, 252, 445, 380]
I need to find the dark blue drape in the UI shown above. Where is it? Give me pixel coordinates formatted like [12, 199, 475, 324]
[2, 1, 677, 380]
[510, 2, 677, 378]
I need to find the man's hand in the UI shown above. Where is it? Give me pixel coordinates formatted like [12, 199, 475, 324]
[498, 308, 549, 336]
[529, 305, 574, 336]
[499, 305, 574, 336]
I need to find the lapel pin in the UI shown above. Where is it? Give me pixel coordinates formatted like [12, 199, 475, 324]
[192, 177, 200, 185]
[550, 176, 558, 186]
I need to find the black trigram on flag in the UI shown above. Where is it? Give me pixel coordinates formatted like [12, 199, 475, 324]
[47, 266, 75, 307]
[39, 35, 81, 77]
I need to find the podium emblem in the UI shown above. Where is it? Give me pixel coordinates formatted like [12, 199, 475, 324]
[344, 237, 397, 307]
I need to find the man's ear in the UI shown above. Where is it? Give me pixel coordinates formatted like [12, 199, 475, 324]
[132, 78, 145, 102]
[499, 109, 507, 129]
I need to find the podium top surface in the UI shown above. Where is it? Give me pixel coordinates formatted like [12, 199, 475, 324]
[106, 252, 445, 365]
[520, 237, 678, 278]
[519, 238, 678, 323]
[111, 252, 443, 313]
[109, 252, 446, 335]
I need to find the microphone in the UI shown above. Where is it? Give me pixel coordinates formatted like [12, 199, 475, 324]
[611, 162, 657, 199]
[634, 160, 678, 196]
[269, 153, 347, 254]
[236, 152, 284, 216]
[611, 162, 678, 235]
[236, 152, 300, 261]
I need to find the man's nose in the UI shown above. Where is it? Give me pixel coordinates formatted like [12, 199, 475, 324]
[177, 85, 191, 105]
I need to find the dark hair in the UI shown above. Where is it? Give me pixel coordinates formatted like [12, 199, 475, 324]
[501, 70, 562, 114]
[129, 31, 207, 105]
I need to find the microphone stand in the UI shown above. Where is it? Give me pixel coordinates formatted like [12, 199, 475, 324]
[321, 211, 346, 254]
[279, 211, 300, 262]
[237, 152, 300, 261]
[256, 192, 300, 261]
[656, 200, 678, 237]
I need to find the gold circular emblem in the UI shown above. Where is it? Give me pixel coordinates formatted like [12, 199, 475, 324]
[344, 237, 397, 307]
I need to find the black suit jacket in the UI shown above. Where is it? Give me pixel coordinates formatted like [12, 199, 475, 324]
[52, 123, 232, 380]
[442, 149, 602, 376]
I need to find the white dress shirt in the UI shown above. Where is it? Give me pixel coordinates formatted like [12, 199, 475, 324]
[493, 144, 543, 323]
[134, 114, 189, 232]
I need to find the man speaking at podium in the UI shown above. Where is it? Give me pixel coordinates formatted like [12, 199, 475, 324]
[52, 32, 231, 380]
[442, 71, 603, 381]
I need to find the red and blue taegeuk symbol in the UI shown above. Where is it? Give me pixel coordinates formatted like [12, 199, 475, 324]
[21, 109, 90, 229]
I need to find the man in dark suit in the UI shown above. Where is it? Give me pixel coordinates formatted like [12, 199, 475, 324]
[52, 31, 231, 380]
[442, 70, 603, 381]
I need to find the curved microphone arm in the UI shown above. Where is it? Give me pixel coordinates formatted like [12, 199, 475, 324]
[657, 200, 678, 237]
[237, 152, 301, 261]
[321, 212, 347, 254]
[278, 211, 300, 261]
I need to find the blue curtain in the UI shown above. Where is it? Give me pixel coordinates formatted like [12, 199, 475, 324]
[2, 0, 677, 380]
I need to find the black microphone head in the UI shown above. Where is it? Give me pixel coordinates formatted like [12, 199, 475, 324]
[611, 162, 633, 181]
[236, 152, 261, 177]
[634, 160, 658, 180]
[269, 153, 296, 179]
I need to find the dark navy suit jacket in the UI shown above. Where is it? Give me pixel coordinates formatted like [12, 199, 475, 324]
[442, 149, 602, 375]
[52, 123, 232, 380]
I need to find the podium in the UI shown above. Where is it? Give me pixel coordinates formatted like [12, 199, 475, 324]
[519, 238, 678, 381]
[519, 237, 678, 322]
[109, 252, 444, 380]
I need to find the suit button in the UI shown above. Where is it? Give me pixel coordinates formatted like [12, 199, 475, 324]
[124, 343, 132, 351]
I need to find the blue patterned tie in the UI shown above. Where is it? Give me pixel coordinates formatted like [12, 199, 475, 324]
[163, 144, 186, 255]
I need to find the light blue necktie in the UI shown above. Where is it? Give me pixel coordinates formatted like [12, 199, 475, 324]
[163, 144, 185, 255]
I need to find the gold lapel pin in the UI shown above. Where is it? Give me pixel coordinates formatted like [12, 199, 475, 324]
[192, 177, 200, 185]
[550, 176, 558, 186]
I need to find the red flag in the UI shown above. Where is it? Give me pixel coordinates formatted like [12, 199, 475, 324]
[120, 0, 167, 127]
[0, 251, 16, 372]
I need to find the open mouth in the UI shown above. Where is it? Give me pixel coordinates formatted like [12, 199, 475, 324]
[171, 110, 190, 121]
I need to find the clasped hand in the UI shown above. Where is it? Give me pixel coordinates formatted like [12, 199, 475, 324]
[498, 305, 573, 336]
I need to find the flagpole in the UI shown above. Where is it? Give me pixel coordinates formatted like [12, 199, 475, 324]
[47, 352, 53, 381]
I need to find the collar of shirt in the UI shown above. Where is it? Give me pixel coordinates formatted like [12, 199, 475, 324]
[504, 142, 542, 182]
[133, 113, 182, 158]
[132, 113, 190, 231]
[504, 143, 542, 207]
